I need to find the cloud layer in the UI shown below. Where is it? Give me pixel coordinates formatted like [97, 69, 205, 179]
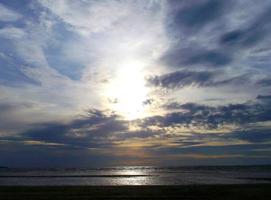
[0, 0, 271, 167]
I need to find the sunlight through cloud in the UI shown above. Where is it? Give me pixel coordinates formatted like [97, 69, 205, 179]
[105, 60, 149, 120]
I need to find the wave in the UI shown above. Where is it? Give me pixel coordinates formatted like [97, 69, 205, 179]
[0, 174, 156, 178]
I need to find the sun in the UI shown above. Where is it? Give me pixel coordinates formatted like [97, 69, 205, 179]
[104, 60, 149, 120]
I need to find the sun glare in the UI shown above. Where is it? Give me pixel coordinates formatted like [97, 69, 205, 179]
[105, 60, 149, 120]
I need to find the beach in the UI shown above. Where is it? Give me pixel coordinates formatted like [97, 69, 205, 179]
[1, 166, 271, 199]
[1, 184, 271, 200]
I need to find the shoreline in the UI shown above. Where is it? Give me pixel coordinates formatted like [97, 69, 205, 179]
[1, 184, 271, 200]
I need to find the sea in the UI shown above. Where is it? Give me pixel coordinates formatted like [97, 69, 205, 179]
[0, 165, 271, 186]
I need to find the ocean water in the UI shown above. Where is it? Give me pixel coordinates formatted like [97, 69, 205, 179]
[0, 166, 271, 186]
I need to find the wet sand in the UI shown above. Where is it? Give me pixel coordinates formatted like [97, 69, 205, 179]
[1, 184, 271, 200]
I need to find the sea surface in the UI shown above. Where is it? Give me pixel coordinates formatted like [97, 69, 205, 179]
[1, 166, 271, 186]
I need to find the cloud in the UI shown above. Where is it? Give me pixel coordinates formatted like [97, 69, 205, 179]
[257, 78, 271, 87]
[0, 53, 41, 87]
[35, 0, 167, 82]
[176, 127, 271, 147]
[162, 0, 231, 69]
[38, 0, 162, 35]
[256, 95, 271, 105]
[3, 107, 166, 150]
[1, 104, 271, 166]
[0, 102, 39, 135]
[147, 70, 215, 88]
[141, 101, 271, 129]
[0, 3, 21, 22]
[0, 140, 117, 168]
[163, 0, 234, 68]
[0, 0, 271, 167]
[147, 70, 251, 89]
[17, 109, 128, 148]
[0, 27, 25, 39]
[167, 0, 230, 33]
[153, 143, 271, 164]
[184, 49, 232, 67]
[257, 95, 271, 100]
[161, 47, 233, 68]
[162, 0, 271, 72]
[38, 0, 123, 34]
[223, 129, 271, 143]
[219, 6, 271, 48]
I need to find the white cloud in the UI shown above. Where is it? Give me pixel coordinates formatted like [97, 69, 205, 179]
[38, 0, 166, 35]
[35, 0, 169, 119]
[0, 3, 21, 22]
[0, 0, 170, 129]
[38, 0, 131, 34]
[0, 27, 25, 39]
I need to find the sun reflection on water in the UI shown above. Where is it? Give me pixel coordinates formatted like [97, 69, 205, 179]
[112, 167, 152, 185]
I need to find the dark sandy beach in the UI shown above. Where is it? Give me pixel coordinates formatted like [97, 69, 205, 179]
[1, 184, 271, 200]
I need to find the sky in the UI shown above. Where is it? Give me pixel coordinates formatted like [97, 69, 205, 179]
[0, 0, 271, 168]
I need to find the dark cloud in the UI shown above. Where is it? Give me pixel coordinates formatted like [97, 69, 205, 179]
[0, 141, 118, 168]
[14, 109, 164, 149]
[163, 1, 271, 70]
[147, 70, 251, 89]
[167, 0, 230, 33]
[1, 0, 271, 167]
[161, 47, 233, 68]
[184, 49, 232, 66]
[162, 0, 234, 68]
[220, 30, 244, 45]
[147, 70, 214, 89]
[220, 7, 271, 47]
[156, 143, 271, 156]
[224, 129, 271, 143]
[141, 101, 271, 129]
[212, 73, 250, 86]
[181, 128, 271, 145]
[0, 102, 33, 122]
[0, 102, 35, 132]
[0, 103, 15, 112]
[1, 105, 271, 167]
[153, 143, 271, 166]
[142, 99, 154, 106]
[257, 78, 271, 87]
[18, 109, 128, 149]
[257, 95, 271, 100]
